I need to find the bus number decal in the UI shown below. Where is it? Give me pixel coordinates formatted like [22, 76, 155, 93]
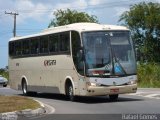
[44, 60, 56, 66]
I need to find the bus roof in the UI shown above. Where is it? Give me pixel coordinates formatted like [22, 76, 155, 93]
[10, 23, 129, 41]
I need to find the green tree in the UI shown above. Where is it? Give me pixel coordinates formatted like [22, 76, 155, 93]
[48, 9, 98, 27]
[119, 2, 160, 62]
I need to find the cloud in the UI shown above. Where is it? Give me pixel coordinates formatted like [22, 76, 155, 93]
[15, 0, 52, 23]
[6, 0, 89, 24]
[115, 7, 129, 17]
[52, 0, 87, 11]
[48, 0, 88, 21]
[2, 0, 160, 26]
[88, 0, 108, 5]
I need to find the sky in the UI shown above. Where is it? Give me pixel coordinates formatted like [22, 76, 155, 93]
[0, 0, 159, 68]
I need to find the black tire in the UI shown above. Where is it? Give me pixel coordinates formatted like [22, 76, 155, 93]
[22, 81, 37, 96]
[3, 84, 7, 87]
[67, 84, 75, 101]
[109, 94, 119, 101]
[22, 80, 28, 95]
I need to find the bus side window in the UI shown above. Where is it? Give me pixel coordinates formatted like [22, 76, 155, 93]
[71, 31, 84, 75]
[30, 38, 39, 54]
[40, 36, 49, 54]
[22, 39, 30, 55]
[49, 34, 59, 53]
[9, 42, 15, 57]
[60, 32, 70, 52]
[15, 41, 22, 56]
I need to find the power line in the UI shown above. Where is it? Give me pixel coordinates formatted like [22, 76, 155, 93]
[0, 0, 141, 14]
[0, 28, 43, 36]
[0, 0, 145, 38]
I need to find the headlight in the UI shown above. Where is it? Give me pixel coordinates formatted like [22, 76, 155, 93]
[127, 80, 137, 85]
[91, 83, 97, 86]
[91, 82, 101, 86]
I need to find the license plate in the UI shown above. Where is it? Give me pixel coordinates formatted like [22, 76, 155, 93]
[110, 88, 119, 93]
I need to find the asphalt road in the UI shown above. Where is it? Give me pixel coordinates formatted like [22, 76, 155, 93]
[0, 87, 160, 120]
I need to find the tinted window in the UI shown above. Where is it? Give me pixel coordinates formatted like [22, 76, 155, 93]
[15, 41, 22, 56]
[9, 31, 71, 57]
[30, 38, 39, 54]
[9, 42, 15, 56]
[22, 39, 30, 55]
[60, 32, 70, 51]
[40, 36, 49, 54]
[49, 34, 59, 53]
[71, 31, 84, 75]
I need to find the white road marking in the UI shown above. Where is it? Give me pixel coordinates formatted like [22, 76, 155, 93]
[144, 94, 159, 98]
[128, 92, 160, 99]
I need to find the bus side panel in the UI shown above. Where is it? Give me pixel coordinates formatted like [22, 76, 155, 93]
[57, 55, 88, 96]
[9, 58, 21, 90]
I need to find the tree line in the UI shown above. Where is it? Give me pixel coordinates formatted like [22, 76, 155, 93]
[119, 2, 160, 63]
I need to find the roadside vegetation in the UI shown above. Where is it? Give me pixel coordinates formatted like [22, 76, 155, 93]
[0, 69, 9, 80]
[0, 96, 40, 113]
[119, 2, 160, 88]
[137, 63, 160, 88]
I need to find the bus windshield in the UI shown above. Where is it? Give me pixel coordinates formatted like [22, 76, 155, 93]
[82, 31, 136, 77]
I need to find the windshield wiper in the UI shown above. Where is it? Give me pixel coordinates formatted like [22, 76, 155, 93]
[106, 35, 127, 76]
[113, 51, 127, 75]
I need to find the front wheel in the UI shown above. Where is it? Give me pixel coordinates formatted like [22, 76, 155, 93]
[109, 94, 119, 101]
[3, 84, 7, 87]
[67, 84, 75, 101]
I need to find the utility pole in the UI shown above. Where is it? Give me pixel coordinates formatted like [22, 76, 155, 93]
[5, 11, 19, 37]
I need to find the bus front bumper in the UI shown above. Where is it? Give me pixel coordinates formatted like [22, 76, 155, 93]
[84, 84, 137, 96]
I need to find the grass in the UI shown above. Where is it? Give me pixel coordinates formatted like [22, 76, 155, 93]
[137, 63, 160, 88]
[0, 96, 40, 113]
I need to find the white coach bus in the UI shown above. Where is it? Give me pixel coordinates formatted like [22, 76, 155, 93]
[9, 23, 137, 101]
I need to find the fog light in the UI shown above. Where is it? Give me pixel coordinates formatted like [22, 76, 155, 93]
[132, 88, 137, 90]
[86, 82, 91, 86]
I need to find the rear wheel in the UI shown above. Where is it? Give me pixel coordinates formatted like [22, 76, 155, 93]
[22, 80, 28, 95]
[22, 80, 37, 96]
[109, 94, 119, 101]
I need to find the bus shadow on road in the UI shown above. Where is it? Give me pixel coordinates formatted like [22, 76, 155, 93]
[21, 93, 144, 104]
[72, 96, 144, 104]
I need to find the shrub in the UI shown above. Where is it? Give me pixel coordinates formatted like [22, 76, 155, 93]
[0, 69, 9, 80]
[137, 63, 160, 88]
